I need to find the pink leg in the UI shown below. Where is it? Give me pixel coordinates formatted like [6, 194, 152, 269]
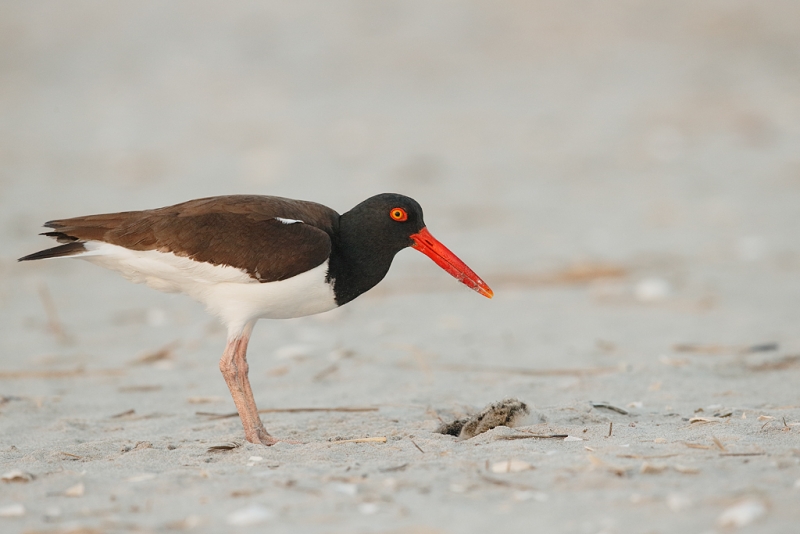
[219, 322, 276, 446]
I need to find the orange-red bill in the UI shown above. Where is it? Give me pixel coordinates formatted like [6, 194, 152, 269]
[410, 227, 493, 299]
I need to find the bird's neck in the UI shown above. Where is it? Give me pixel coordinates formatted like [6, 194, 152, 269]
[327, 215, 397, 306]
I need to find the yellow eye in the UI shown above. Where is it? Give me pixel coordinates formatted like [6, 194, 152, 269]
[390, 208, 408, 221]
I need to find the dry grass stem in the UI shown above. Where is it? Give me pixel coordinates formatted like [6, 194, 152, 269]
[132, 341, 179, 365]
[496, 434, 568, 441]
[329, 437, 387, 444]
[683, 442, 713, 450]
[118, 385, 161, 393]
[673, 343, 778, 355]
[590, 402, 629, 415]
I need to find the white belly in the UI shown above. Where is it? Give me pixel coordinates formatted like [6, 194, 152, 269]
[77, 242, 338, 333]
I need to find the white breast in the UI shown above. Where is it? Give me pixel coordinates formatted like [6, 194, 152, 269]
[76, 242, 338, 334]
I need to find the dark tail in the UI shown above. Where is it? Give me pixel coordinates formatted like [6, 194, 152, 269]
[18, 242, 87, 262]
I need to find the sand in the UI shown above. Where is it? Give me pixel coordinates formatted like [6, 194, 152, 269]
[2, 2, 800, 533]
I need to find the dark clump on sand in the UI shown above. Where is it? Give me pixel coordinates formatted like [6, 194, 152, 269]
[436, 398, 530, 439]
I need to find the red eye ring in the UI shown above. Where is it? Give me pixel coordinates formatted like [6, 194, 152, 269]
[390, 207, 408, 221]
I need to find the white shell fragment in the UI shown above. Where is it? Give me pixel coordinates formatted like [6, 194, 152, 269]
[331, 483, 358, 496]
[127, 473, 157, 483]
[64, 482, 85, 497]
[226, 504, 274, 526]
[717, 499, 767, 528]
[491, 460, 533, 473]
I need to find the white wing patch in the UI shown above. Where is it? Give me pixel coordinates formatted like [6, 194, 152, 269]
[274, 217, 303, 225]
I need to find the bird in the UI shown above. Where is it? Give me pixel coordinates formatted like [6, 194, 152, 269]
[19, 193, 493, 445]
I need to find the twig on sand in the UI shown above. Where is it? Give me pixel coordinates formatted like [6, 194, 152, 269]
[607, 422, 613, 437]
[329, 437, 386, 444]
[591, 402, 629, 415]
[673, 342, 778, 355]
[131, 341, 180, 365]
[495, 433, 568, 441]
[410, 439, 424, 453]
[196, 406, 379, 420]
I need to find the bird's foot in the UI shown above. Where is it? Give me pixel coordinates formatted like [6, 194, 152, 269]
[243, 423, 278, 446]
[244, 432, 302, 447]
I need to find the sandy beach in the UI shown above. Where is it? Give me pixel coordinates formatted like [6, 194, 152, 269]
[2, 2, 800, 532]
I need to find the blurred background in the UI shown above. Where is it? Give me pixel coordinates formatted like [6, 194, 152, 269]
[2, 0, 798, 264]
[2, 1, 800, 372]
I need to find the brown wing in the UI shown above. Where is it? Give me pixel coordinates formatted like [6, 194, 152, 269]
[37, 195, 340, 283]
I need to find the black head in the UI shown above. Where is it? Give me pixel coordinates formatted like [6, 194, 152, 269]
[330, 192, 492, 306]
[341, 193, 426, 254]
[330, 193, 425, 304]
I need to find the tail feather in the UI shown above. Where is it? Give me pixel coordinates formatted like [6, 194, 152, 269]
[18, 242, 87, 262]
[40, 231, 80, 243]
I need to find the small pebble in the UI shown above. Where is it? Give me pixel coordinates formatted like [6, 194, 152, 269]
[717, 499, 766, 528]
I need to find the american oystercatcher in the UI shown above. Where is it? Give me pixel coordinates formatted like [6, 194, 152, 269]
[19, 193, 492, 445]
